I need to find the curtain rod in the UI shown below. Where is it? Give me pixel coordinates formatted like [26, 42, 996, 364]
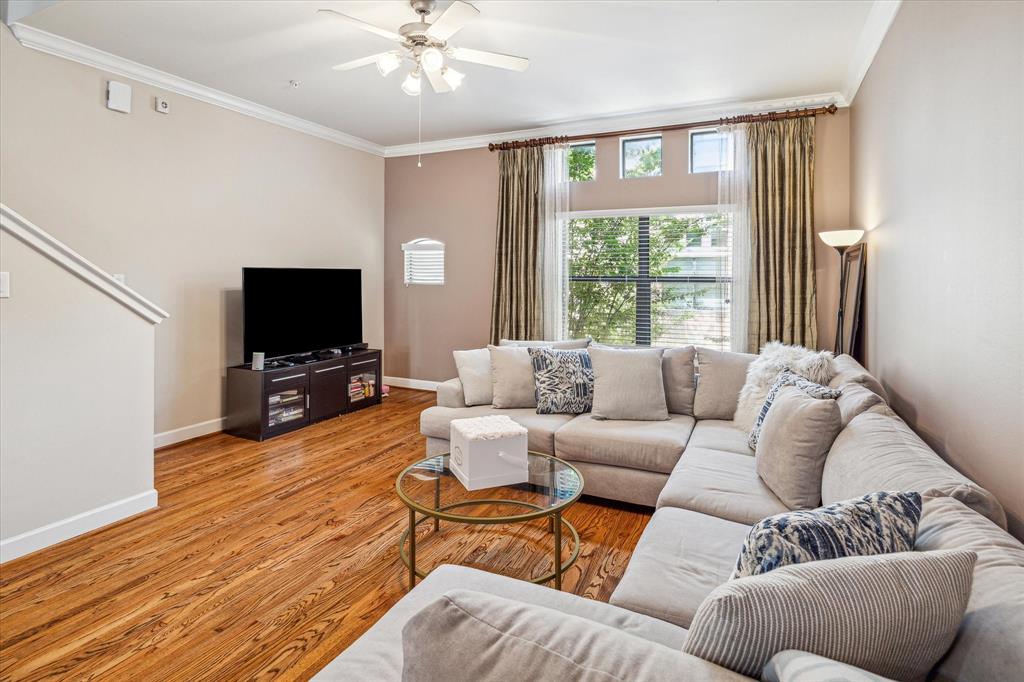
[487, 103, 838, 152]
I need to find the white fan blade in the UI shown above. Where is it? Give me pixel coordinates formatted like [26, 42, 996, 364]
[425, 67, 452, 94]
[426, 1, 480, 41]
[317, 9, 405, 43]
[450, 47, 529, 72]
[332, 52, 391, 72]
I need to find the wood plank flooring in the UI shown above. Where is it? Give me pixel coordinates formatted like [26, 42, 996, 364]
[0, 388, 653, 681]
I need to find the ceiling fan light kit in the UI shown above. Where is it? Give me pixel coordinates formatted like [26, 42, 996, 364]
[321, 0, 530, 97]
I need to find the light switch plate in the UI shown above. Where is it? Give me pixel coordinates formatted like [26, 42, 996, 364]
[107, 80, 132, 113]
[0, 272, 10, 298]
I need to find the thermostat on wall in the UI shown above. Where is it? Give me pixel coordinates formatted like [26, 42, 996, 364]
[106, 80, 132, 113]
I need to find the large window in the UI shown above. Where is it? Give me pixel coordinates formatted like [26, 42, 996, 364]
[562, 209, 732, 349]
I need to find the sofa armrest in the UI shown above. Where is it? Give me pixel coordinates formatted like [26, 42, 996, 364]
[435, 378, 467, 408]
[762, 650, 894, 682]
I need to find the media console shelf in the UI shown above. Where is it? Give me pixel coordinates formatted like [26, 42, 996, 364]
[225, 348, 382, 441]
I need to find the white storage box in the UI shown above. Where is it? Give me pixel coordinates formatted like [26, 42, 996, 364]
[449, 415, 529, 491]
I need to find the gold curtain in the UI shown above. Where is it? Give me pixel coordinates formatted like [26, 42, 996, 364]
[490, 147, 544, 344]
[746, 117, 818, 351]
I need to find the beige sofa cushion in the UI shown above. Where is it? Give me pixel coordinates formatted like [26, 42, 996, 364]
[657, 447, 789, 524]
[828, 354, 888, 401]
[662, 345, 697, 416]
[554, 413, 694, 474]
[684, 550, 977, 681]
[915, 495, 1024, 682]
[610, 506, 751, 628]
[488, 345, 536, 408]
[420, 406, 574, 455]
[695, 348, 756, 420]
[835, 381, 883, 426]
[762, 650, 903, 682]
[590, 346, 669, 420]
[452, 348, 492, 406]
[755, 387, 842, 510]
[688, 420, 754, 456]
[821, 410, 1007, 529]
[402, 590, 748, 682]
[317, 564, 688, 681]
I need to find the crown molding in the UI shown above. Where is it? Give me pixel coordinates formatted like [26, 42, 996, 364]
[1, 203, 170, 325]
[843, 0, 902, 104]
[9, 23, 387, 156]
[382, 91, 848, 157]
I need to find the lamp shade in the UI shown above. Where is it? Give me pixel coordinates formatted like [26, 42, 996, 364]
[818, 229, 864, 248]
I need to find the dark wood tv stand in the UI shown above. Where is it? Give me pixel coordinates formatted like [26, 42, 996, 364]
[225, 348, 382, 441]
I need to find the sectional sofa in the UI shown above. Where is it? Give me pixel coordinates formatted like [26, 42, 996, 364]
[316, 350, 1023, 681]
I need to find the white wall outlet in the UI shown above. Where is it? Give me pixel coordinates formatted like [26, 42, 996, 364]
[112, 274, 126, 284]
[106, 80, 132, 113]
[154, 97, 170, 114]
[0, 272, 10, 298]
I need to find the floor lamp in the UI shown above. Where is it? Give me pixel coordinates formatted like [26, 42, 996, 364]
[818, 229, 864, 355]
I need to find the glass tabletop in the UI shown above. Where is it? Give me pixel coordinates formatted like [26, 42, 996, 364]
[396, 452, 583, 522]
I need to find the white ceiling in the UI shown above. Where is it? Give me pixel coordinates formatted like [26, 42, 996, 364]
[16, 1, 889, 151]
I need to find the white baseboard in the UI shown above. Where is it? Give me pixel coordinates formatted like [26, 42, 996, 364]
[154, 416, 225, 448]
[384, 376, 439, 392]
[0, 488, 158, 563]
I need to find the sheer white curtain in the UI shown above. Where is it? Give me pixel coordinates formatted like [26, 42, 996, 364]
[540, 143, 570, 339]
[718, 124, 751, 352]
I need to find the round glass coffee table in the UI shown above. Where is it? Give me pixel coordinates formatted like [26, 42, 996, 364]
[396, 452, 583, 591]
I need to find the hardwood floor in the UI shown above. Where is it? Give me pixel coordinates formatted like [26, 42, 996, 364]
[0, 388, 653, 681]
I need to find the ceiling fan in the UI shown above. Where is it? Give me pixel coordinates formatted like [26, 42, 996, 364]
[320, 0, 529, 96]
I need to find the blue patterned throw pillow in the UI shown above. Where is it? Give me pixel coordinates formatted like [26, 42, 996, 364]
[748, 369, 841, 450]
[529, 347, 594, 415]
[733, 491, 923, 578]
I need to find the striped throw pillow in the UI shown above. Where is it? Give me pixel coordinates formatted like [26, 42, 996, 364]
[684, 550, 977, 681]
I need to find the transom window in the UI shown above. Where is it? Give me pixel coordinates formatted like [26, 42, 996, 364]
[561, 209, 732, 349]
[689, 129, 733, 173]
[568, 141, 596, 182]
[620, 135, 662, 178]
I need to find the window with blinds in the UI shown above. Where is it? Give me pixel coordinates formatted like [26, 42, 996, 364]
[563, 210, 732, 349]
[402, 238, 445, 286]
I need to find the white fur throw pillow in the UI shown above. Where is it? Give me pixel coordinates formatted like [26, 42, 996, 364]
[733, 342, 836, 431]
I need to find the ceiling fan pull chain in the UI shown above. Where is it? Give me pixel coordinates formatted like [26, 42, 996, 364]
[417, 93, 423, 168]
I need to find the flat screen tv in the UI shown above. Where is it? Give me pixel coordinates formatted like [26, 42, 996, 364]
[243, 267, 362, 362]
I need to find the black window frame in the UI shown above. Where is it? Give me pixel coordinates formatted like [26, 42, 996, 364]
[568, 141, 597, 182]
[619, 134, 663, 179]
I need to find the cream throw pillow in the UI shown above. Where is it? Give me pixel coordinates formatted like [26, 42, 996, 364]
[684, 550, 977, 681]
[488, 345, 536, 409]
[452, 348, 492, 406]
[694, 348, 756, 420]
[590, 346, 668, 421]
[755, 386, 842, 509]
[662, 346, 696, 416]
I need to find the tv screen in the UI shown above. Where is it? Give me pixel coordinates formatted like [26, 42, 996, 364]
[243, 267, 362, 362]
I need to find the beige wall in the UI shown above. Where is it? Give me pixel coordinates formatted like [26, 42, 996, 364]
[385, 112, 850, 381]
[850, 1, 1024, 537]
[0, 28, 385, 435]
[1, 231, 155, 553]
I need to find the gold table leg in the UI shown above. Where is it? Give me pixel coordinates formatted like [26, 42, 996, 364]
[433, 475, 440, 532]
[408, 507, 417, 590]
[553, 510, 562, 590]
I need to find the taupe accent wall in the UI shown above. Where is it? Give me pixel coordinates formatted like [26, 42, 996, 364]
[850, 1, 1024, 537]
[384, 111, 851, 381]
[0, 28, 385, 436]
